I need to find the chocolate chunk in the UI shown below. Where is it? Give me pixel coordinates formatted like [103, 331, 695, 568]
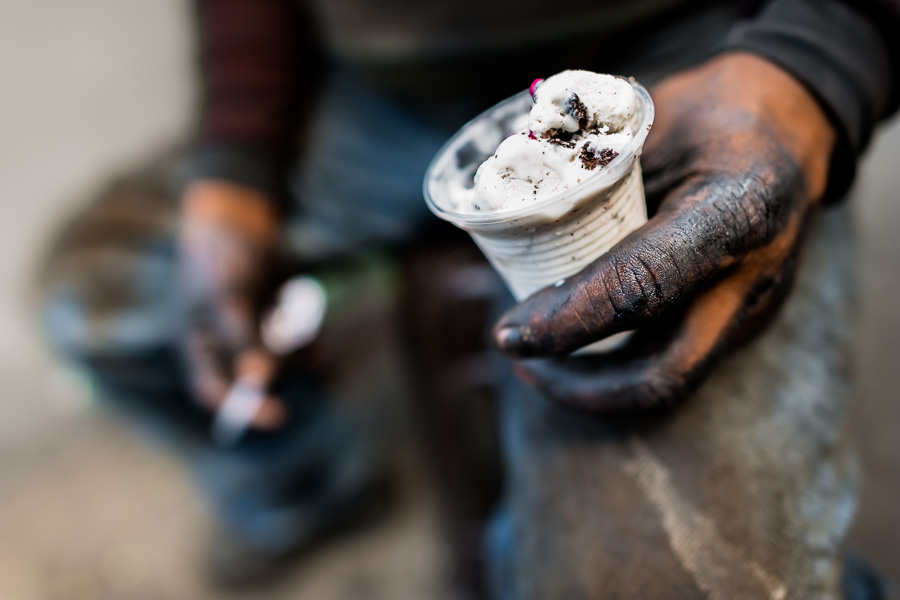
[566, 93, 589, 130]
[545, 128, 575, 145]
[548, 137, 576, 149]
[579, 145, 618, 170]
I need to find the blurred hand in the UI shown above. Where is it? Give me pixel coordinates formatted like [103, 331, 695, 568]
[492, 53, 837, 414]
[179, 180, 286, 429]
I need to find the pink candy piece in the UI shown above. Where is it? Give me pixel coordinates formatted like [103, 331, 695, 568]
[529, 78, 544, 98]
[528, 131, 538, 140]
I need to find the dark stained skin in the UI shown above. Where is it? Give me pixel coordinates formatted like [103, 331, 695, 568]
[492, 52, 837, 414]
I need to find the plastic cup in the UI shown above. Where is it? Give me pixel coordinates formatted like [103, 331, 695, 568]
[424, 79, 653, 352]
[424, 78, 653, 302]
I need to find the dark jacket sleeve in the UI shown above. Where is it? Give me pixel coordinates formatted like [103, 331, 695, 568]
[720, 0, 900, 197]
[184, 0, 305, 200]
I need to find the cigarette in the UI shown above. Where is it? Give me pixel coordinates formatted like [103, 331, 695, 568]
[211, 381, 266, 447]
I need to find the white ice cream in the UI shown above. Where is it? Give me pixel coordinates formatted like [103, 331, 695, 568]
[423, 69, 654, 314]
[471, 70, 638, 213]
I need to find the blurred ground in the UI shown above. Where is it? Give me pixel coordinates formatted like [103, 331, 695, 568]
[0, 2, 897, 599]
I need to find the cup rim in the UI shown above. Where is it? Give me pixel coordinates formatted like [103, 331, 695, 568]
[423, 77, 655, 226]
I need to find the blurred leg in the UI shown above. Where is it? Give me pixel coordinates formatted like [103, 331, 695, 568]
[402, 243, 505, 599]
[289, 70, 512, 596]
[487, 204, 863, 599]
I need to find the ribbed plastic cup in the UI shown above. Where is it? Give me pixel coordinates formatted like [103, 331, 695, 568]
[424, 79, 654, 305]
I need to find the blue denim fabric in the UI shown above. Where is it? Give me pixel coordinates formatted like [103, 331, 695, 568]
[75, 345, 375, 554]
[285, 69, 476, 260]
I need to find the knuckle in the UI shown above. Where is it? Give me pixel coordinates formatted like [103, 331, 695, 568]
[735, 156, 804, 247]
[602, 251, 667, 320]
[633, 368, 687, 411]
[647, 369, 687, 408]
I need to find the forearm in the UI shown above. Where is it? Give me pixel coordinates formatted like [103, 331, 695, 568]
[186, 0, 317, 201]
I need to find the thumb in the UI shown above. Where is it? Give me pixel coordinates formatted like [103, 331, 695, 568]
[492, 230, 678, 357]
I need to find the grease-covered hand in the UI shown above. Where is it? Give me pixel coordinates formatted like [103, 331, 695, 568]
[492, 53, 837, 414]
[179, 181, 287, 429]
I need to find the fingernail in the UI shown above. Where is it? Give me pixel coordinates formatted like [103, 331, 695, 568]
[495, 326, 529, 355]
